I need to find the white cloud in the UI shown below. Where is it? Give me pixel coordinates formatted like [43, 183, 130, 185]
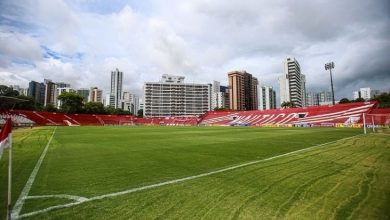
[0, 32, 42, 66]
[0, 0, 389, 102]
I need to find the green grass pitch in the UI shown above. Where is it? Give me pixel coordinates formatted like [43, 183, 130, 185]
[0, 126, 389, 219]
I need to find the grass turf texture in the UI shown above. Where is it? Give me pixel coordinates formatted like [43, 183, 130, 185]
[1, 126, 389, 219]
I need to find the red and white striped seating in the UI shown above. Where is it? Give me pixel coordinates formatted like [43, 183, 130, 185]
[199, 102, 377, 126]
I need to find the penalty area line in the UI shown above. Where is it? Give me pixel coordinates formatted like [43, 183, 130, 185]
[12, 127, 57, 219]
[18, 134, 361, 219]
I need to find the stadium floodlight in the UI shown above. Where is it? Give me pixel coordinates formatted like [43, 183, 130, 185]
[325, 62, 335, 105]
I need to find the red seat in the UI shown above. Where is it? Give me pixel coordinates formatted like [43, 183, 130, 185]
[199, 101, 378, 127]
[5, 101, 384, 127]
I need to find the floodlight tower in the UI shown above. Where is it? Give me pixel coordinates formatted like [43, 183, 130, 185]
[325, 62, 335, 105]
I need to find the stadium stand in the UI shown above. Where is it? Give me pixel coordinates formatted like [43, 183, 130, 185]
[199, 101, 378, 127]
[0, 112, 35, 126]
[69, 114, 101, 125]
[161, 116, 198, 126]
[10, 110, 57, 125]
[365, 108, 390, 126]
[2, 101, 388, 127]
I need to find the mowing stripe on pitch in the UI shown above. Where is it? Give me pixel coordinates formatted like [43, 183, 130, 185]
[12, 127, 57, 219]
[18, 134, 361, 219]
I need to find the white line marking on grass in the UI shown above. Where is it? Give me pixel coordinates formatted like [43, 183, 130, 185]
[26, 194, 88, 202]
[12, 127, 57, 219]
[18, 134, 361, 219]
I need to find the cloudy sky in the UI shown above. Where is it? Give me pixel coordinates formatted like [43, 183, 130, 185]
[1, 0, 389, 105]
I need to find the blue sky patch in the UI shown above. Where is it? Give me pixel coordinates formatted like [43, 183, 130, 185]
[42, 46, 84, 62]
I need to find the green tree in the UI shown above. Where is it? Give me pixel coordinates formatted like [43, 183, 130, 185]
[105, 106, 116, 115]
[281, 101, 296, 109]
[0, 85, 19, 96]
[84, 102, 106, 114]
[339, 98, 350, 104]
[371, 92, 390, 108]
[44, 103, 57, 112]
[137, 109, 143, 117]
[57, 92, 84, 113]
[18, 96, 41, 110]
[105, 106, 131, 115]
[354, 97, 365, 102]
[213, 107, 230, 111]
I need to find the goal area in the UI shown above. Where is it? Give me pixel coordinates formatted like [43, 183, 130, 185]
[363, 113, 390, 134]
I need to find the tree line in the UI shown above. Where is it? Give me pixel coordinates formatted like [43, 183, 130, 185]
[0, 85, 143, 116]
[338, 93, 390, 108]
[279, 93, 390, 109]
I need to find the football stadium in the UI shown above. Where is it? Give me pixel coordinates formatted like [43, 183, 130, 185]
[1, 1, 390, 219]
[1, 101, 389, 219]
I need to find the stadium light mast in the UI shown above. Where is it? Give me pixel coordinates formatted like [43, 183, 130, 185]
[325, 62, 335, 105]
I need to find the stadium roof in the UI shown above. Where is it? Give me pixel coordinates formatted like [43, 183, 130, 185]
[0, 96, 30, 110]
